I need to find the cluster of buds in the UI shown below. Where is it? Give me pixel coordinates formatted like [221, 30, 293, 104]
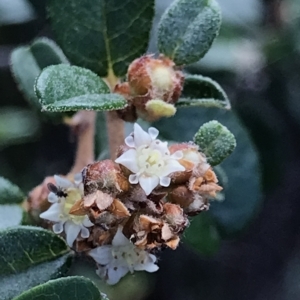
[115, 55, 184, 122]
[39, 123, 222, 285]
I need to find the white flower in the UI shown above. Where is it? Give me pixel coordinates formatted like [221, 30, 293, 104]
[89, 226, 159, 285]
[115, 123, 185, 195]
[47, 174, 83, 203]
[40, 174, 93, 247]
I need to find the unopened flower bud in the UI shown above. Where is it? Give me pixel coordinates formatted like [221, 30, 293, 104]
[127, 55, 183, 120]
[167, 185, 194, 208]
[144, 99, 177, 121]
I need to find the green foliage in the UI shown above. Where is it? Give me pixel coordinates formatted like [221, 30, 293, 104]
[157, 0, 221, 66]
[10, 38, 69, 114]
[0, 254, 72, 300]
[0, 108, 39, 148]
[0, 226, 69, 276]
[176, 74, 230, 109]
[48, 0, 155, 77]
[14, 276, 108, 300]
[194, 120, 236, 166]
[35, 65, 127, 112]
[0, 176, 25, 204]
[184, 214, 220, 256]
[0, 205, 25, 229]
[0, 0, 36, 25]
[155, 107, 261, 237]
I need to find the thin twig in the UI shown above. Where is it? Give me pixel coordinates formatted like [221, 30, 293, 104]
[68, 110, 97, 174]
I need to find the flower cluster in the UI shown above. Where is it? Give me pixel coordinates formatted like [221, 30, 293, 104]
[40, 123, 222, 285]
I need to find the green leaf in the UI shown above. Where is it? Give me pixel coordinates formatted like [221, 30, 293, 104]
[48, 0, 155, 77]
[194, 120, 236, 166]
[43, 94, 127, 112]
[0, 108, 40, 149]
[184, 214, 220, 256]
[0, 226, 69, 276]
[0, 0, 36, 25]
[0, 205, 24, 229]
[14, 276, 108, 300]
[154, 107, 261, 236]
[0, 176, 25, 204]
[176, 74, 231, 109]
[1, 254, 72, 300]
[10, 38, 69, 114]
[35, 65, 127, 112]
[157, 0, 221, 66]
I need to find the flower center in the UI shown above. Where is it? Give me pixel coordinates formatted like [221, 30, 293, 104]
[61, 189, 85, 224]
[137, 146, 166, 176]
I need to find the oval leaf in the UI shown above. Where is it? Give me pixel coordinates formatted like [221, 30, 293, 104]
[0, 108, 40, 149]
[155, 107, 261, 236]
[10, 38, 69, 114]
[194, 120, 236, 166]
[35, 65, 127, 112]
[48, 0, 155, 77]
[0, 205, 24, 229]
[1, 254, 72, 300]
[14, 276, 108, 300]
[157, 0, 221, 65]
[0, 176, 24, 204]
[176, 74, 231, 109]
[0, 226, 69, 276]
[183, 214, 220, 256]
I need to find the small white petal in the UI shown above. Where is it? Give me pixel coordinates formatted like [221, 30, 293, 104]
[171, 150, 183, 160]
[53, 222, 64, 234]
[73, 173, 83, 185]
[89, 246, 113, 265]
[129, 174, 139, 184]
[148, 127, 159, 140]
[40, 203, 62, 222]
[112, 227, 131, 247]
[107, 266, 129, 285]
[133, 123, 151, 148]
[149, 253, 157, 262]
[125, 135, 135, 148]
[64, 221, 81, 247]
[159, 176, 171, 187]
[139, 176, 159, 195]
[134, 262, 159, 272]
[48, 192, 58, 203]
[80, 226, 90, 239]
[160, 160, 185, 177]
[54, 175, 73, 189]
[115, 149, 139, 173]
[83, 217, 94, 227]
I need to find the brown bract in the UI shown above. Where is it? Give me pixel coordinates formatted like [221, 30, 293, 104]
[82, 160, 129, 195]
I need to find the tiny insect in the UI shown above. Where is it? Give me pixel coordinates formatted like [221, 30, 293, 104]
[47, 183, 67, 198]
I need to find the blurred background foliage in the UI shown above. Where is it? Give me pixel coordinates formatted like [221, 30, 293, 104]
[1, 0, 300, 299]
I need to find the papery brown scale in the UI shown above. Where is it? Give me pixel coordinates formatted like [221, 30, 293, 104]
[69, 199, 88, 216]
[83, 160, 129, 195]
[167, 185, 194, 208]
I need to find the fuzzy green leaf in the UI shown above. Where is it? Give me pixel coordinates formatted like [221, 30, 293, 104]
[155, 107, 261, 236]
[0, 108, 40, 148]
[0, 226, 69, 276]
[194, 120, 236, 166]
[157, 0, 221, 66]
[14, 276, 108, 300]
[0, 205, 24, 229]
[48, 0, 155, 77]
[184, 214, 220, 256]
[10, 38, 69, 114]
[0, 177, 25, 204]
[1, 254, 72, 300]
[177, 74, 230, 109]
[35, 65, 127, 112]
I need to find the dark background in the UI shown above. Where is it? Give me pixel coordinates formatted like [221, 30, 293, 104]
[1, 0, 300, 299]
